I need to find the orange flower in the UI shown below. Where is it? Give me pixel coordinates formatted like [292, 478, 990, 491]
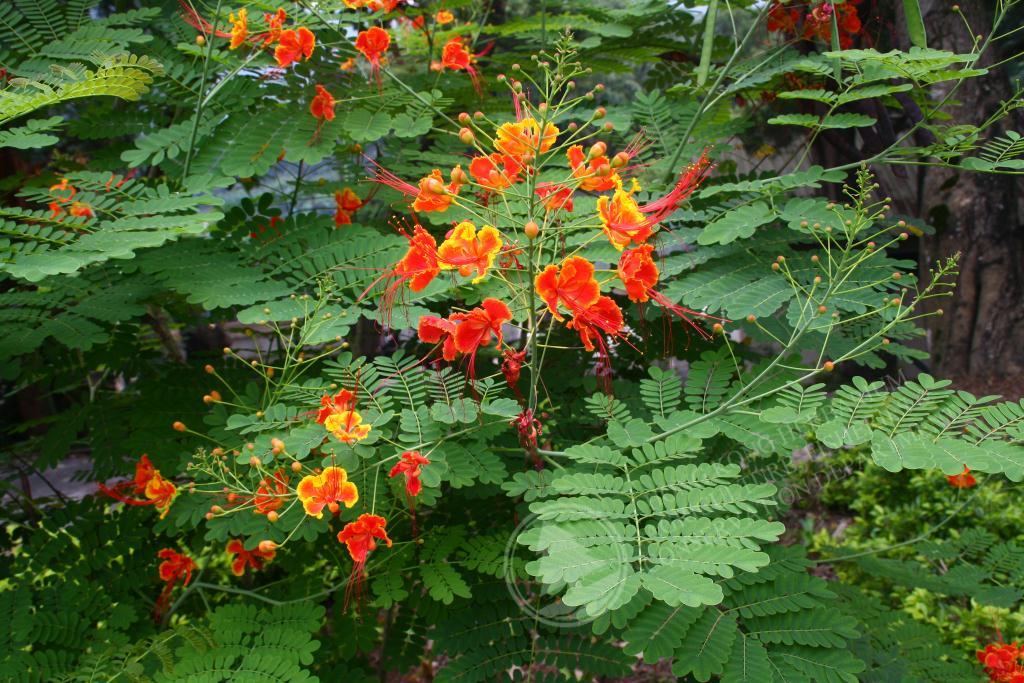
[158, 548, 196, 586]
[334, 187, 361, 226]
[469, 153, 523, 190]
[418, 315, 458, 361]
[535, 256, 626, 351]
[317, 389, 372, 444]
[394, 225, 440, 291]
[450, 298, 512, 357]
[413, 169, 460, 212]
[310, 84, 336, 122]
[616, 244, 717, 336]
[441, 36, 483, 92]
[567, 144, 618, 192]
[262, 8, 286, 45]
[389, 450, 431, 497]
[599, 153, 711, 250]
[436, 9, 454, 24]
[494, 117, 559, 158]
[297, 466, 359, 518]
[535, 182, 574, 213]
[566, 295, 624, 352]
[49, 177, 76, 203]
[441, 35, 473, 70]
[437, 221, 503, 283]
[534, 256, 600, 320]
[337, 513, 392, 564]
[597, 179, 652, 251]
[254, 469, 290, 514]
[68, 202, 94, 218]
[340, 56, 357, 71]
[617, 244, 659, 303]
[145, 472, 178, 519]
[228, 8, 248, 49]
[355, 27, 390, 72]
[226, 539, 275, 576]
[274, 27, 315, 67]
[947, 466, 977, 489]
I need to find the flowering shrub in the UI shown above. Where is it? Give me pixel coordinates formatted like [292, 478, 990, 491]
[2, 0, 1024, 681]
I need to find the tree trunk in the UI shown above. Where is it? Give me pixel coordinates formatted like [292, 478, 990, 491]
[916, 0, 1024, 394]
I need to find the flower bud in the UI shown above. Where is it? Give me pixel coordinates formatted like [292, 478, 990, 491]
[593, 107, 606, 120]
[611, 151, 630, 168]
[204, 364, 215, 374]
[328, 502, 340, 514]
[524, 220, 539, 240]
[196, 35, 206, 46]
[249, 455, 261, 467]
[588, 141, 607, 159]
[425, 178, 446, 195]
[267, 511, 279, 523]
[603, 122, 614, 132]
[291, 460, 303, 472]
[712, 323, 724, 334]
[822, 361, 835, 372]
[270, 437, 285, 455]
[595, 163, 612, 177]
[172, 421, 186, 432]
[458, 112, 471, 123]
[258, 540, 276, 553]
[458, 127, 475, 144]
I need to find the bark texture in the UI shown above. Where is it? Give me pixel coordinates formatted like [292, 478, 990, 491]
[916, 0, 1024, 391]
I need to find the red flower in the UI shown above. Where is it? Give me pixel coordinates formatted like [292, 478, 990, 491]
[501, 347, 527, 389]
[334, 187, 361, 226]
[389, 450, 431, 497]
[310, 84, 336, 122]
[534, 256, 625, 352]
[617, 244, 659, 303]
[534, 256, 600, 320]
[68, 202, 94, 218]
[450, 298, 512, 357]
[418, 314, 458, 361]
[440, 36, 484, 92]
[436, 221, 503, 283]
[254, 469, 290, 514]
[157, 548, 196, 587]
[297, 466, 359, 518]
[535, 182, 574, 213]
[337, 513, 393, 564]
[316, 389, 372, 444]
[566, 295, 624, 352]
[947, 466, 977, 489]
[394, 225, 440, 292]
[371, 164, 465, 214]
[469, 153, 524, 190]
[978, 642, 1024, 682]
[226, 539, 275, 576]
[617, 245, 716, 337]
[98, 454, 176, 518]
[262, 8, 287, 45]
[355, 27, 390, 85]
[274, 27, 315, 67]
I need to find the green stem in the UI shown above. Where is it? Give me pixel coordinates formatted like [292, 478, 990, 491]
[181, 0, 223, 182]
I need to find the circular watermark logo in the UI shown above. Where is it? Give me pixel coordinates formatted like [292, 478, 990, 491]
[502, 501, 632, 629]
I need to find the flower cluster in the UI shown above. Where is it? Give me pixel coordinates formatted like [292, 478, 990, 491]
[374, 88, 715, 378]
[154, 548, 195, 616]
[226, 538, 276, 576]
[947, 465, 978, 489]
[47, 178, 93, 221]
[98, 453, 178, 519]
[978, 642, 1024, 682]
[183, 5, 315, 68]
[767, 0, 863, 49]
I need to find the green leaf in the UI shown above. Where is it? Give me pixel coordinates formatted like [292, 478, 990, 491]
[902, 0, 928, 48]
[698, 202, 776, 245]
[642, 565, 724, 607]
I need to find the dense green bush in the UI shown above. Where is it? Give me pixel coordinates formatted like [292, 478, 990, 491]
[2, 0, 1023, 681]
